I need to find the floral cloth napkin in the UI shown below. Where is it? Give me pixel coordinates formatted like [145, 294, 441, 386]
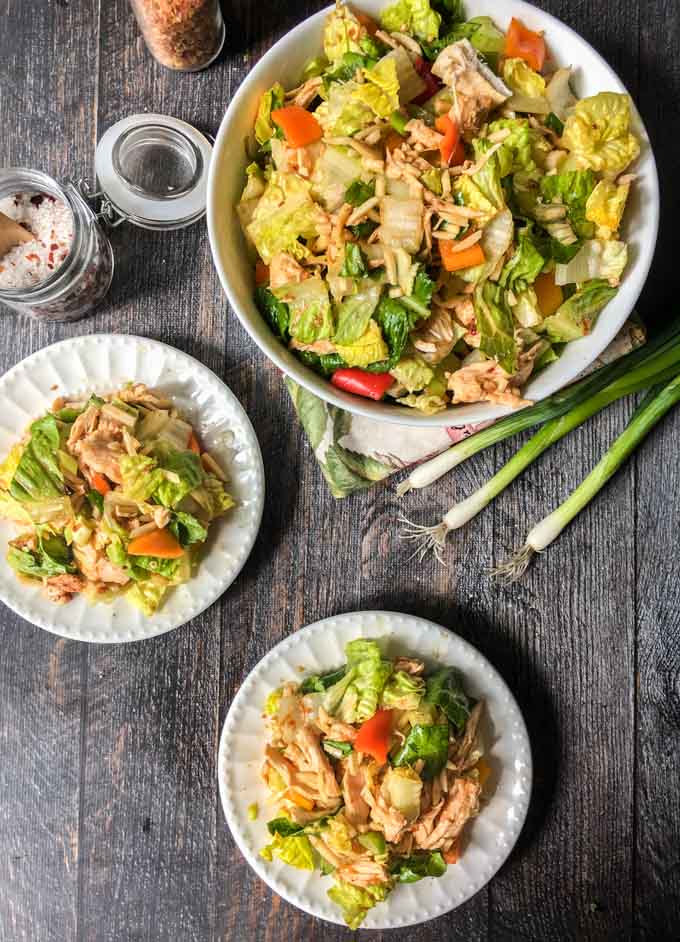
[285, 320, 646, 498]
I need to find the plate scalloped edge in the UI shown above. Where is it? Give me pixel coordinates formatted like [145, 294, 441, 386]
[0, 333, 265, 643]
[218, 611, 532, 930]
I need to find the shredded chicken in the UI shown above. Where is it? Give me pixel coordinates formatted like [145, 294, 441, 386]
[393, 657, 425, 675]
[316, 706, 357, 743]
[362, 781, 408, 843]
[405, 118, 444, 151]
[448, 360, 532, 408]
[269, 252, 308, 289]
[341, 753, 370, 827]
[432, 40, 511, 140]
[44, 573, 85, 604]
[74, 541, 130, 586]
[337, 857, 391, 888]
[77, 434, 125, 484]
[412, 307, 457, 364]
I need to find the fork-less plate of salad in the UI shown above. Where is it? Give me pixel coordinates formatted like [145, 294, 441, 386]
[0, 335, 264, 642]
[218, 611, 531, 929]
[213, 0, 657, 425]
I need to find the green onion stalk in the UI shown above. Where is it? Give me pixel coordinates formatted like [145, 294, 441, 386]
[397, 321, 680, 498]
[492, 372, 680, 581]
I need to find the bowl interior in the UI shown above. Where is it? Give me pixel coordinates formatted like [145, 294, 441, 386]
[208, 0, 659, 427]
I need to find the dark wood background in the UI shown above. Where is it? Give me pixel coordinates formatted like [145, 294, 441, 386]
[1, 1, 679, 939]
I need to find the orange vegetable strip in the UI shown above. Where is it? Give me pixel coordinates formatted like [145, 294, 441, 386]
[127, 527, 184, 559]
[354, 709, 394, 765]
[505, 17, 546, 72]
[288, 790, 314, 811]
[439, 240, 485, 272]
[188, 432, 201, 455]
[90, 472, 111, 496]
[271, 105, 323, 148]
[254, 261, 270, 286]
[534, 271, 563, 316]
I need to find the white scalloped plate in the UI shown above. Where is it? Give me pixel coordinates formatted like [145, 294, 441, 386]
[0, 334, 264, 643]
[218, 612, 532, 929]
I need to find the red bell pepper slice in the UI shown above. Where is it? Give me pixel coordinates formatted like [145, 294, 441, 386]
[331, 368, 394, 401]
[412, 57, 442, 105]
[354, 709, 394, 764]
[505, 17, 546, 73]
[435, 114, 465, 167]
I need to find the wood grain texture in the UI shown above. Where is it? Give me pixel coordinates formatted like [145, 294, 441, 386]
[0, 0, 679, 940]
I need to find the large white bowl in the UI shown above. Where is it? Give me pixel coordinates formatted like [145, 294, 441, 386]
[208, 0, 659, 427]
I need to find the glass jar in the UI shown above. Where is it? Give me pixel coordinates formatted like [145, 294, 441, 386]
[128, 0, 225, 72]
[0, 169, 114, 323]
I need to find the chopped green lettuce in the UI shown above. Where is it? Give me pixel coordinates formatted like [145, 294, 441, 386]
[554, 240, 628, 287]
[191, 475, 235, 520]
[474, 282, 517, 373]
[382, 766, 423, 820]
[260, 832, 315, 870]
[315, 79, 373, 138]
[323, 51, 377, 90]
[334, 319, 389, 368]
[381, 0, 441, 41]
[254, 286, 290, 342]
[500, 226, 545, 293]
[560, 92, 640, 174]
[540, 170, 597, 239]
[345, 178, 375, 207]
[7, 528, 75, 580]
[273, 276, 333, 344]
[513, 287, 543, 328]
[372, 296, 418, 369]
[339, 243, 369, 279]
[300, 665, 348, 695]
[0, 443, 23, 490]
[543, 279, 618, 342]
[0, 491, 33, 525]
[397, 391, 448, 414]
[333, 281, 382, 344]
[254, 83, 285, 145]
[382, 669, 426, 709]
[247, 172, 319, 264]
[423, 14, 504, 62]
[357, 831, 387, 857]
[389, 357, 434, 393]
[424, 667, 471, 732]
[354, 58, 400, 119]
[266, 817, 302, 837]
[154, 450, 204, 508]
[487, 118, 537, 175]
[391, 851, 447, 883]
[323, 2, 365, 62]
[340, 638, 393, 723]
[471, 138, 506, 211]
[585, 179, 630, 237]
[169, 510, 207, 546]
[119, 454, 162, 502]
[9, 415, 64, 503]
[328, 881, 390, 930]
[392, 723, 450, 780]
[502, 58, 546, 99]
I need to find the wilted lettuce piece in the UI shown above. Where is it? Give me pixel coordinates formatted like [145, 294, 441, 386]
[354, 57, 400, 119]
[0, 444, 23, 491]
[323, 2, 364, 62]
[334, 320, 389, 368]
[452, 176, 496, 222]
[260, 832, 315, 870]
[342, 638, 393, 722]
[119, 454, 161, 502]
[382, 669, 426, 709]
[255, 286, 290, 342]
[474, 282, 517, 373]
[315, 80, 374, 138]
[471, 139, 505, 211]
[383, 766, 423, 821]
[273, 276, 333, 344]
[154, 451, 204, 508]
[373, 296, 417, 368]
[392, 850, 447, 883]
[266, 816, 302, 836]
[300, 665, 348, 695]
[513, 288, 543, 328]
[344, 178, 375, 208]
[585, 180, 630, 237]
[381, 0, 441, 41]
[328, 880, 390, 930]
[393, 723, 449, 780]
[554, 240, 628, 287]
[357, 831, 387, 857]
[191, 475, 235, 520]
[311, 146, 364, 212]
[7, 528, 75, 580]
[502, 58, 546, 99]
[389, 357, 434, 393]
[540, 170, 597, 239]
[254, 83, 285, 145]
[339, 243, 369, 279]
[324, 814, 355, 854]
[169, 510, 207, 546]
[500, 227, 545, 293]
[126, 576, 168, 616]
[543, 279, 618, 342]
[560, 92, 640, 174]
[322, 666, 358, 715]
[9, 415, 64, 503]
[424, 667, 471, 732]
[0, 491, 32, 525]
[247, 173, 319, 264]
[333, 281, 382, 345]
[398, 391, 448, 414]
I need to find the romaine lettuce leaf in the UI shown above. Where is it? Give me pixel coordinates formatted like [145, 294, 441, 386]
[334, 320, 389, 368]
[342, 638, 393, 722]
[339, 243, 368, 279]
[424, 667, 471, 732]
[327, 880, 390, 930]
[323, 51, 377, 91]
[119, 454, 162, 503]
[392, 723, 450, 779]
[7, 528, 75, 580]
[0, 444, 23, 490]
[354, 57, 400, 119]
[190, 475, 234, 520]
[153, 450, 204, 509]
[266, 817, 303, 837]
[560, 92, 640, 174]
[397, 391, 448, 414]
[381, 0, 441, 41]
[126, 577, 168, 616]
[0, 491, 32, 525]
[169, 510, 207, 546]
[315, 80, 373, 138]
[9, 415, 64, 503]
[554, 240, 628, 287]
[311, 146, 365, 213]
[247, 173, 319, 264]
[502, 58, 546, 99]
[487, 118, 537, 175]
[423, 15, 504, 63]
[323, 2, 365, 62]
[382, 669, 426, 709]
[585, 179, 630, 237]
[540, 170, 597, 239]
[255, 286, 290, 342]
[389, 357, 434, 393]
[260, 832, 315, 870]
[543, 279, 618, 342]
[344, 178, 375, 207]
[500, 227, 545, 293]
[513, 287, 543, 328]
[474, 282, 517, 373]
[471, 139, 506, 211]
[273, 276, 334, 344]
[372, 296, 418, 368]
[391, 850, 447, 883]
[254, 83, 285, 145]
[300, 665, 348, 695]
[333, 281, 382, 344]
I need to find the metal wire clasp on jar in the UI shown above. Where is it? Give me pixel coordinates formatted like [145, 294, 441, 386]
[0, 168, 114, 323]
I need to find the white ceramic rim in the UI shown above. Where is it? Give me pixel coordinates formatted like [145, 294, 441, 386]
[218, 610, 533, 929]
[0, 334, 265, 643]
[207, 0, 660, 428]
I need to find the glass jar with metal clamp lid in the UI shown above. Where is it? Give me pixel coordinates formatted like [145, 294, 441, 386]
[0, 114, 212, 322]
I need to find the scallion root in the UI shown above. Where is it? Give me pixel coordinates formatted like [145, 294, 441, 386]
[489, 544, 535, 583]
[398, 514, 449, 565]
[396, 479, 412, 497]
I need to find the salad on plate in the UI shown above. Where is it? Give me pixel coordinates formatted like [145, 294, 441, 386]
[238, 0, 640, 414]
[259, 638, 488, 928]
[0, 383, 234, 613]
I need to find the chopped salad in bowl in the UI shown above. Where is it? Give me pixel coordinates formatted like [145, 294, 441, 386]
[237, 0, 641, 415]
[259, 638, 487, 929]
[0, 383, 234, 614]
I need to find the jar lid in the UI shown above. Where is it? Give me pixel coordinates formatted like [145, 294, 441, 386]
[94, 114, 212, 231]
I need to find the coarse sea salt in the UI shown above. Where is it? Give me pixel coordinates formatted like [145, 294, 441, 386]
[0, 192, 74, 290]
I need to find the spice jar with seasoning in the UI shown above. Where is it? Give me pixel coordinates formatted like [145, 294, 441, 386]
[128, 0, 225, 71]
[0, 114, 213, 323]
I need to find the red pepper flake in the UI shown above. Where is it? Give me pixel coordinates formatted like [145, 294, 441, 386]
[50, 243, 59, 251]
[26, 253, 40, 262]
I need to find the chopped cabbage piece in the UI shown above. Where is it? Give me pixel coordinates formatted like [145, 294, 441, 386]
[389, 356, 434, 393]
[247, 172, 319, 264]
[381, 0, 441, 42]
[323, 2, 364, 62]
[334, 320, 389, 369]
[554, 240, 628, 286]
[543, 279, 618, 341]
[354, 57, 400, 119]
[382, 766, 423, 821]
[273, 276, 333, 344]
[254, 83, 285, 145]
[502, 58, 546, 99]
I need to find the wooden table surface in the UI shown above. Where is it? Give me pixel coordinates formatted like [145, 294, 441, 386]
[1, 1, 679, 940]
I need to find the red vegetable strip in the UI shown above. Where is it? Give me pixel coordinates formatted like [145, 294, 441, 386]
[354, 709, 394, 764]
[331, 368, 394, 401]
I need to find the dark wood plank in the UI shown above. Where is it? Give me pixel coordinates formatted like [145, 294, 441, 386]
[0, 0, 99, 939]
